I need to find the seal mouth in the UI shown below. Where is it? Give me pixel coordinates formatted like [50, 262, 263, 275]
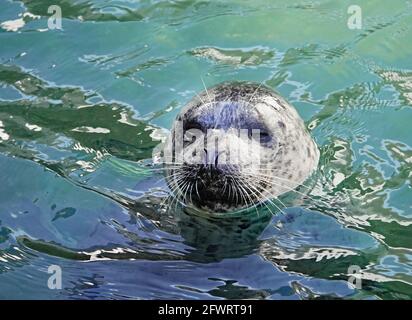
[166, 164, 262, 212]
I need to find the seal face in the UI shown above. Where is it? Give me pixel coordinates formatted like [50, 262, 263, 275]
[162, 81, 319, 213]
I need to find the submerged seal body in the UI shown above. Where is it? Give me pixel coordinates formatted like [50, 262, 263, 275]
[162, 82, 319, 213]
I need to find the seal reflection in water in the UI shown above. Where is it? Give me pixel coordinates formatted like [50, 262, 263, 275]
[162, 82, 319, 213]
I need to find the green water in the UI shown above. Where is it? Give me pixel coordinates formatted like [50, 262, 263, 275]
[0, 0, 412, 299]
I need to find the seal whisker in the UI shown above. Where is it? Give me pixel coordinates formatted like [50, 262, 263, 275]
[175, 181, 190, 210]
[239, 178, 282, 217]
[254, 169, 326, 199]
[153, 169, 187, 185]
[244, 169, 316, 189]
[240, 181, 270, 217]
[181, 179, 193, 204]
[228, 175, 247, 203]
[235, 178, 260, 217]
[187, 181, 195, 205]
[243, 181, 288, 216]
[194, 180, 201, 200]
[171, 179, 191, 210]
[160, 181, 182, 207]
[249, 174, 331, 208]
[240, 169, 330, 204]
[200, 76, 213, 106]
[238, 174, 325, 214]
[255, 168, 321, 191]
[231, 177, 250, 210]
[194, 92, 207, 106]
[246, 78, 265, 105]
[163, 173, 190, 208]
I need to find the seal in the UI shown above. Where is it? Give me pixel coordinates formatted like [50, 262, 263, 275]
[162, 81, 319, 213]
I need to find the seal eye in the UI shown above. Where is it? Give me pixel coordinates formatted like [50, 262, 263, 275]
[248, 129, 272, 144]
[257, 131, 273, 146]
[259, 131, 271, 144]
[183, 120, 202, 131]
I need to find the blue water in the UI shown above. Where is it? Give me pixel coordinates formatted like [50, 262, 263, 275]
[0, 0, 412, 299]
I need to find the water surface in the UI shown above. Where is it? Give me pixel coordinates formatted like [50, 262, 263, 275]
[1, 0, 412, 299]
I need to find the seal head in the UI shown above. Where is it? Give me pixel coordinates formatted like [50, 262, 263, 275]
[162, 82, 319, 213]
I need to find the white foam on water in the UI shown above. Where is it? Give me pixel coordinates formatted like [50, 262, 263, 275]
[71, 126, 111, 134]
[0, 121, 10, 141]
[25, 123, 42, 132]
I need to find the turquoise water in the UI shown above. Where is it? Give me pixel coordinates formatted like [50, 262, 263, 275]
[1, 0, 412, 299]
